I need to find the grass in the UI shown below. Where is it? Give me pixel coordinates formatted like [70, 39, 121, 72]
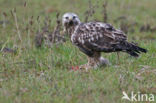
[0, 0, 156, 103]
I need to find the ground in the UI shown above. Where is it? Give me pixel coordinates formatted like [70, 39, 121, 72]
[0, 0, 156, 103]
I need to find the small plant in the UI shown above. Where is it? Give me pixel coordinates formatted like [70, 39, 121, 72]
[35, 13, 66, 48]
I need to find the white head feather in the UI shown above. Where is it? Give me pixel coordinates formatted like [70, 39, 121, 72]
[62, 12, 81, 28]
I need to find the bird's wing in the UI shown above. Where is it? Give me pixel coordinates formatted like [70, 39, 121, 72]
[73, 22, 127, 53]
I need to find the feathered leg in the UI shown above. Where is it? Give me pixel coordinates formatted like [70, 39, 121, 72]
[79, 52, 110, 70]
[79, 53, 100, 70]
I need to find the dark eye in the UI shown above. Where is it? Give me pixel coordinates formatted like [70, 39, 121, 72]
[65, 17, 69, 19]
[73, 16, 76, 19]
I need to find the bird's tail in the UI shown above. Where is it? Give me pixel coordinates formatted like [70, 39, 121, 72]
[120, 41, 147, 57]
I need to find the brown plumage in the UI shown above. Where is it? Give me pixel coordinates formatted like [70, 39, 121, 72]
[62, 13, 147, 70]
[72, 22, 146, 57]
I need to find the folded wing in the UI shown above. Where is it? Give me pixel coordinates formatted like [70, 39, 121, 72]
[73, 22, 147, 57]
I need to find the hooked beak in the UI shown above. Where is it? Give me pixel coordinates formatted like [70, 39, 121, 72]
[68, 17, 74, 25]
[69, 20, 74, 25]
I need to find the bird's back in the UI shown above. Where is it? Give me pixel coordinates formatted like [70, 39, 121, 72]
[71, 21, 146, 57]
[71, 21, 127, 45]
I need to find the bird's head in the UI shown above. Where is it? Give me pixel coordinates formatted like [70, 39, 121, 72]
[62, 12, 80, 29]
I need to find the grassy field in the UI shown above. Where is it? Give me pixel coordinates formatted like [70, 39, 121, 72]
[0, 0, 156, 103]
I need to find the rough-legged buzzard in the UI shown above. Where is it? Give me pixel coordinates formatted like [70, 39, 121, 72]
[62, 13, 147, 70]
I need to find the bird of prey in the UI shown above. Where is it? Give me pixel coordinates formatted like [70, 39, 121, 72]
[62, 12, 147, 70]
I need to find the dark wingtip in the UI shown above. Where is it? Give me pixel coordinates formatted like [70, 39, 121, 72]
[130, 52, 139, 57]
[127, 51, 139, 57]
[138, 47, 147, 53]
